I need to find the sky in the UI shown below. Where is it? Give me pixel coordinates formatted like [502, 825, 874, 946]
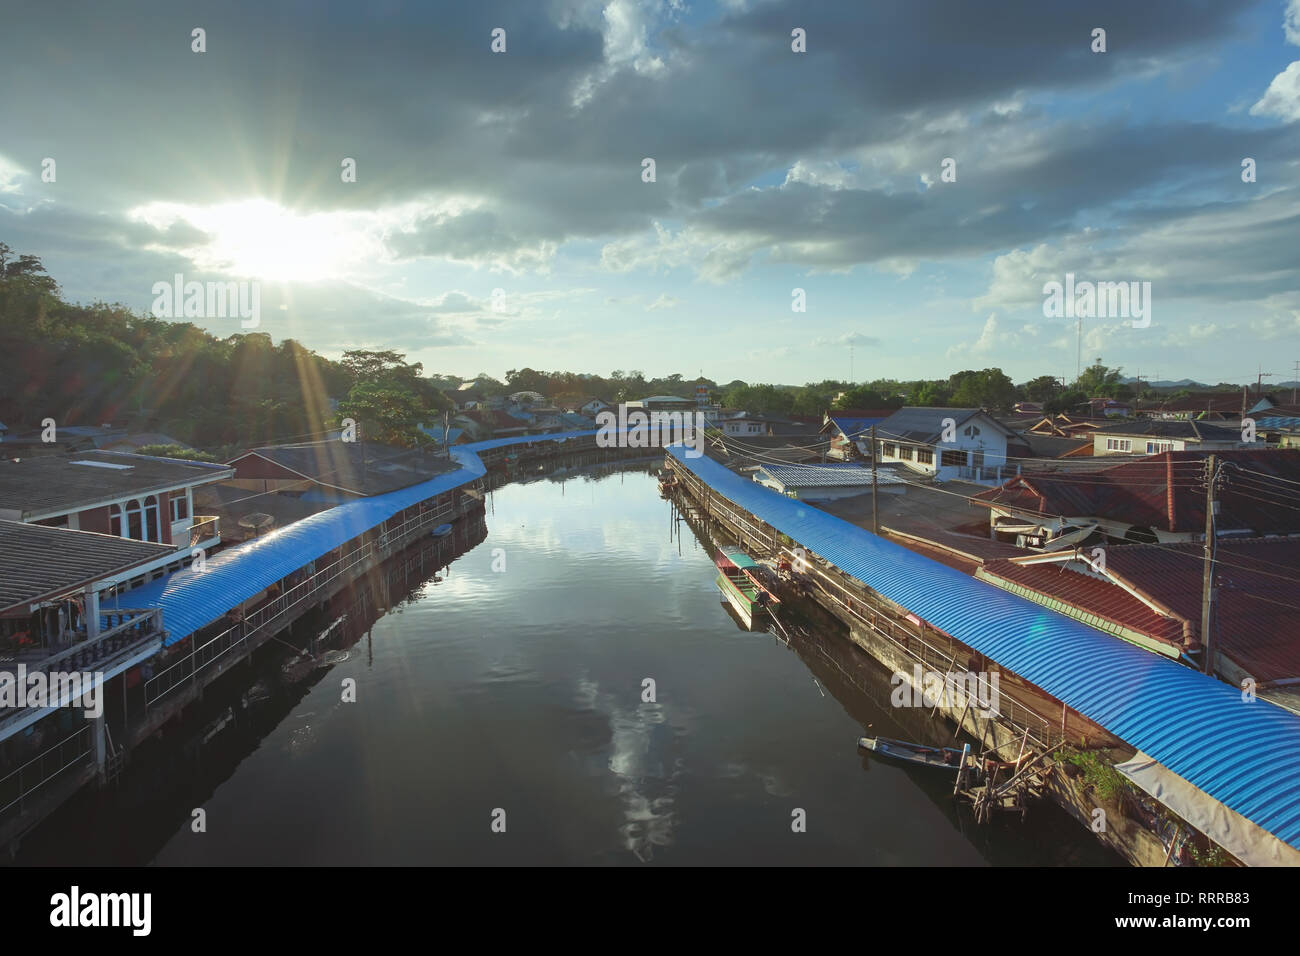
[1, 0, 1298, 389]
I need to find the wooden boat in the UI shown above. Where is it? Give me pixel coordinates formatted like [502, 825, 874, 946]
[431, 523, 453, 538]
[857, 735, 966, 771]
[714, 546, 780, 629]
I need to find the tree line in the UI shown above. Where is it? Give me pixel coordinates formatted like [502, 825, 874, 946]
[1, 244, 1254, 456]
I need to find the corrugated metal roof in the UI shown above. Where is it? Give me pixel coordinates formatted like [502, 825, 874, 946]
[128, 449, 486, 641]
[975, 449, 1300, 535]
[668, 446, 1300, 850]
[128, 432, 601, 643]
[0, 520, 175, 612]
[756, 463, 905, 488]
[825, 417, 885, 439]
[979, 559, 1188, 649]
[1257, 414, 1300, 430]
[1102, 539, 1300, 684]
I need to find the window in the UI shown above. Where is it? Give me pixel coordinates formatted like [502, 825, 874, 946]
[883, 442, 897, 458]
[941, 449, 966, 467]
[900, 446, 914, 461]
[1146, 441, 1173, 454]
[125, 499, 142, 540]
[144, 495, 160, 542]
[1105, 438, 1133, 452]
[917, 448, 934, 465]
[109, 503, 123, 537]
[171, 495, 189, 522]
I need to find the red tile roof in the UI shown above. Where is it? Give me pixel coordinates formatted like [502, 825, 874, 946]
[974, 449, 1300, 535]
[981, 537, 1300, 683]
[981, 559, 1188, 649]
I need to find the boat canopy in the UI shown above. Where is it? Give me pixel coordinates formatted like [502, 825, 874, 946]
[720, 546, 761, 569]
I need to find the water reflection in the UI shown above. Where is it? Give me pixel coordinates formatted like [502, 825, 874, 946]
[13, 460, 1118, 866]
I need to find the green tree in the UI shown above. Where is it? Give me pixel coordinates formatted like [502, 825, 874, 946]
[338, 349, 450, 447]
[1021, 375, 1062, 404]
[1074, 361, 1123, 397]
[136, 444, 218, 462]
[1045, 389, 1088, 415]
[948, 368, 1017, 411]
[833, 385, 898, 410]
[913, 381, 952, 406]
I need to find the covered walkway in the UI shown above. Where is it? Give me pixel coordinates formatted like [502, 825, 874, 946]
[667, 446, 1300, 853]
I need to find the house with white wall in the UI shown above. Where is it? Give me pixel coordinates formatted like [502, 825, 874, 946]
[872, 407, 1016, 483]
[1091, 419, 1243, 457]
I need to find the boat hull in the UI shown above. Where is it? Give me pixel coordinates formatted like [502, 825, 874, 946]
[857, 736, 965, 771]
[715, 571, 761, 630]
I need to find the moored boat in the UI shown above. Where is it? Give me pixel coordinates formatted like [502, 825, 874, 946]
[431, 523, 453, 538]
[857, 735, 966, 771]
[714, 546, 780, 629]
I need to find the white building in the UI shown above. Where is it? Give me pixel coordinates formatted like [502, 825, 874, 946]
[1091, 420, 1243, 456]
[873, 407, 1016, 483]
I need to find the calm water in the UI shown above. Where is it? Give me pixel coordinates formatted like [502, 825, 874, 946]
[19, 463, 1118, 866]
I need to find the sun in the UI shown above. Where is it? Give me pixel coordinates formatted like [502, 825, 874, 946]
[130, 198, 376, 282]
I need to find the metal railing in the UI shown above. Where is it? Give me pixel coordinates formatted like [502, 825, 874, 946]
[800, 560, 1057, 750]
[189, 515, 220, 547]
[667, 456, 1059, 751]
[6, 608, 161, 674]
[0, 724, 94, 821]
[143, 494, 465, 710]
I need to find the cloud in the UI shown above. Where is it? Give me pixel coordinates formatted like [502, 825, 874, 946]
[645, 293, 681, 311]
[1251, 61, 1300, 122]
[812, 331, 882, 347]
[0, 155, 27, 195]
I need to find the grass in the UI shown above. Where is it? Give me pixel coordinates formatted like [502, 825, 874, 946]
[1059, 747, 1132, 802]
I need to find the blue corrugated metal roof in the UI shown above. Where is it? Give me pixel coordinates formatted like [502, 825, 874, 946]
[1257, 415, 1300, 429]
[128, 448, 486, 641]
[128, 431, 602, 645]
[668, 446, 1300, 850]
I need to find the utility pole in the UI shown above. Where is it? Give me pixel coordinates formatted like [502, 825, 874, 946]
[1255, 365, 1274, 401]
[1076, 315, 1082, 383]
[1293, 360, 1298, 405]
[871, 424, 879, 535]
[1200, 455, 1218, 676]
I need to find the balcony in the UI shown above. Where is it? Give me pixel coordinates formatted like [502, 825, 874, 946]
[189, 514, 220, 548]
[0, 608, 164, 738]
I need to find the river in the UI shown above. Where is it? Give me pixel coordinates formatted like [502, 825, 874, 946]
[16, 461, 1118, 865]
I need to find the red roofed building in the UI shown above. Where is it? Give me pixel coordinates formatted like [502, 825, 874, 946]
[973, 449, 1300, 547]
[977, 538, 1300, 712]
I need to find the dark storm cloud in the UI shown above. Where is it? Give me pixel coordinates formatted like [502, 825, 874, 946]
[688, 120, 1300, 272]
[0, 0, 1287, 287]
